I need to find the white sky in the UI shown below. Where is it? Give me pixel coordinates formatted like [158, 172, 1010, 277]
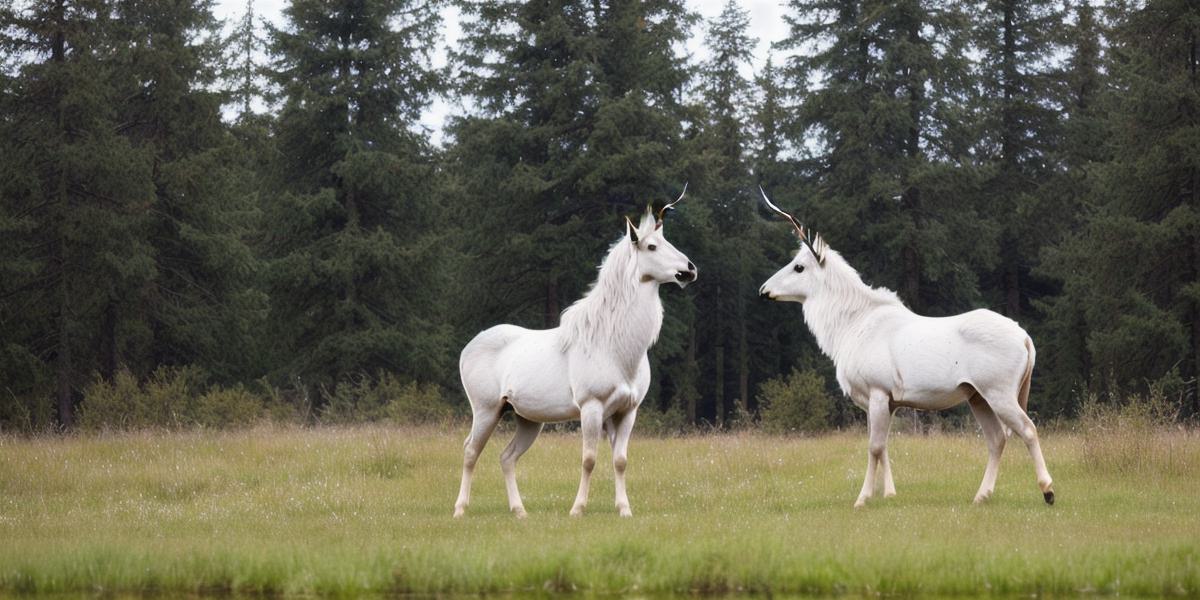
[211, 1, 792, 144]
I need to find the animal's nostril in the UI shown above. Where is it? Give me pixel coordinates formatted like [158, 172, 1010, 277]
[760, 290, 771, 299]
[675, 271, 695, 282]
[687, 261, 695, 271]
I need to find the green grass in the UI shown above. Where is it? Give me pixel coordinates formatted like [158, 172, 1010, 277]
[1, 425, 1198, 596]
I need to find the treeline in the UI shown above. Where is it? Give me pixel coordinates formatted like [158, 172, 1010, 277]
[0, 0, 1197, 433]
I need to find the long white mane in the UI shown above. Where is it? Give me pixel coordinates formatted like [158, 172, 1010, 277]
[558, 214, 662, 358]
[803, 248, 905, 364]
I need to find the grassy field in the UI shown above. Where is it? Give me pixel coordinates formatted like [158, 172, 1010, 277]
[1, 424, 1198, 597]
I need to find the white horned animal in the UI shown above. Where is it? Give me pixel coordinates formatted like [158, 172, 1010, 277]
[757, 189, 1054, 508]
[454, 190, 697, 518]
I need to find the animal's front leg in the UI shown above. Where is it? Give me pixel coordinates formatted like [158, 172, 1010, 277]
[570, 400, 604, 516]
[855, 391, 892, 508]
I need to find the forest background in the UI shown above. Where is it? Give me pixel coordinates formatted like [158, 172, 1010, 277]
[1, 0, 1198, 433]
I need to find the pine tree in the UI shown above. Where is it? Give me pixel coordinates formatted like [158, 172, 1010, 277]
[689, 0, 759, 424]
[0, 0, 156, 427]
[971, 0, 1065, 319]
[226, 0, 266, 121]
[778, 0, 990, 316]
[107, 0, 264, 383]
[1040, 0, 1200, 413]
[1031, 0, 1110, 411]
[450, 0, 697, 418]
[264, 0, 449, 393]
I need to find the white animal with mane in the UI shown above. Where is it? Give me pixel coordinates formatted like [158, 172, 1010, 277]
[757, 190, 1054, 507]
[454, 194, 697, 518]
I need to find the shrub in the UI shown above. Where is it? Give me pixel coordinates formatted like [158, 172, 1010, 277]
[193, 386, 263, 428]
[78, 369, 159, 431]
[757, 368, 836, 434]
[636, 403, 690, 435]
[321, 372, 452, 425]
[79, 366, 266, 431]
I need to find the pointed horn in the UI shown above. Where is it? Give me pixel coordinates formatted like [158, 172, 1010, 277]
[657, 181, 688, 223]
[759, 186, 804, 238]
[758, 186, 824, 264]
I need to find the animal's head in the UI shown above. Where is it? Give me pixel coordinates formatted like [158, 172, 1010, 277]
[757, 187, 828, 303]
[626, 185, 697, 288]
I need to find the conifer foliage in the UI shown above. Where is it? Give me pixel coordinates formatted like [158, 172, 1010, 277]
[0, 0, 1198, 430]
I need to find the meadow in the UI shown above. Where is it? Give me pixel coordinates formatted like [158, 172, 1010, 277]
[1, 424, 1198, 597]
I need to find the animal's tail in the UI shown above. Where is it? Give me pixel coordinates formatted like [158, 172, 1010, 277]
[1018, 335, 1036, 416]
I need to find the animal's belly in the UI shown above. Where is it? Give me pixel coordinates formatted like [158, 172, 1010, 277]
[893, 382, 973, 411]
[497, 335, 575, 422]
[511, 400, 579, 423]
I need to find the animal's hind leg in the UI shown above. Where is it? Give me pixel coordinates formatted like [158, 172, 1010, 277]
[855, 391, 892, 508]
[570, 400, 604, 517]
[984, 390, 1054, 505]
[454, 406, 502, 517]
[880, 446, 897, 498]
[500, 415, 542, 518]
[609, 408, 639, 517]
[968, 392, 1006, 503]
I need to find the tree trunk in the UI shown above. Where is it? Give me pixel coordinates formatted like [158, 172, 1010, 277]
[714, 285, 725, 427]
[544, 279, 559, 328]
[101, 301, 118, 381]
[686, 322, 697, 423]
[901, 13, 924, 312]
[1001, 0, 1017, 168]
[737, 282, 749, 411]
[1005, 238, 1021, 318]
[52, 0, 74, 430]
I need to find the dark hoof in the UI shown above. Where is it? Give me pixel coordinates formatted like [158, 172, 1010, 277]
[1043, 491, 1055, 505]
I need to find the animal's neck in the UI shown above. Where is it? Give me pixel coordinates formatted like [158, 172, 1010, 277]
[560, 243, 665, 372]
[801, 259, 902, 365]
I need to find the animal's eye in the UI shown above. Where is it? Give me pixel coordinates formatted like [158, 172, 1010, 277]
[647, 244, 657, 251]
[794, 264, 805, 273]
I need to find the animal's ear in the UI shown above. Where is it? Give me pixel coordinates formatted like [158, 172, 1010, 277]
[642, 204, 657, 231]
[811, 232, 828, 266]
[626, 216, 639, 244]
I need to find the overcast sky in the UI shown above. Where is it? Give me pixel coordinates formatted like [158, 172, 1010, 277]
[211, 1, 793, 143]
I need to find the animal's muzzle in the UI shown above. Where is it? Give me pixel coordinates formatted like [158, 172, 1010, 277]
[759, 284, 772, 299]
[675, 262, 697, 283]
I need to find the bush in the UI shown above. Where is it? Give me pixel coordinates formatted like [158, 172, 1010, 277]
[80, 367, 206, 431]
[757, 368, 836, 434]
[79, 366, 267, 431]
[636, 403, 690, 435]
[321, 372, 452, 425]
[194, 386, 263, 428]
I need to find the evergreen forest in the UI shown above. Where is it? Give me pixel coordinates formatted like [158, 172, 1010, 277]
[1, 0, 1198, 432]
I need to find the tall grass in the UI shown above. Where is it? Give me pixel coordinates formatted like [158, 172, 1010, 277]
[1, 425, 1197, 596]
[1077, 386, 1199, 477]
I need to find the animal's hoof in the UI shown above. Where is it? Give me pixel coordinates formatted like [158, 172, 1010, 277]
[512, 508, 528, 519]
[1044, 490, 1055, 505]
[883, 491, 897, 498]
[973, 493, 990, 505]
[618, 505, 633, 517]
[453, 507, 465, 518]
[569, 506, 584, 517]
[853, 499, 867, 509]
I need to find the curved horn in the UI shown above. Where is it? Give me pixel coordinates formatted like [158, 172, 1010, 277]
[657, 182, 688, 223]
[759, 186, 804, 239]
[759, 186, 824, 265]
